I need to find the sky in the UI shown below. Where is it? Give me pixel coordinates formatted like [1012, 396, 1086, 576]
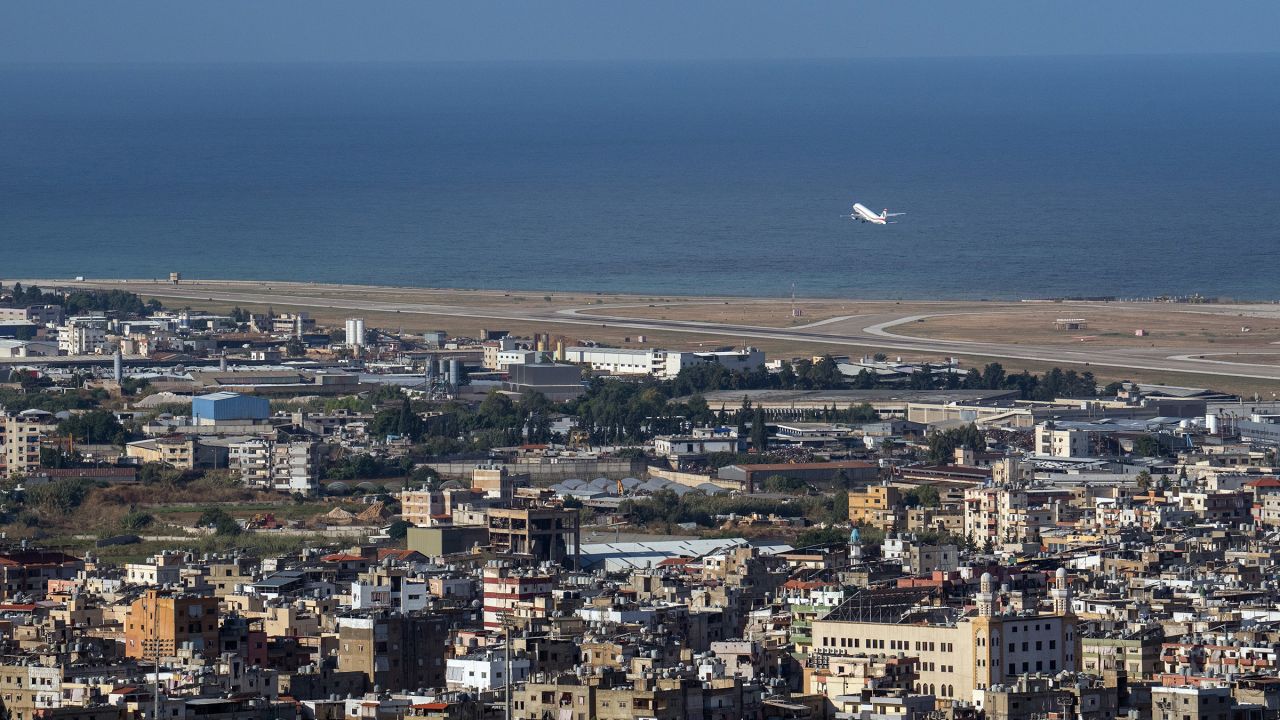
[1, 1, 1279, 64]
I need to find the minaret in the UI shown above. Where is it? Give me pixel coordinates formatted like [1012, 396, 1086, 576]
[976, 571, 995, 617]
[1051, 567, 1072, 615]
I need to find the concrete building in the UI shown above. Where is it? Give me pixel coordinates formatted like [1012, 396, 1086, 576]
[487, 505, 580, 568]
[653, 434, 739, 469]
[482, 336, 520, 369]
[0, 339, 59, 358]
[1036, 423, 1093, 458]
[57, 316, 108, 355]
[0, 550, 84, 601]
[1, 410, 54, 478]
[472, 464, 528, 502]
[811, 570, 1077, 708]
[228, 438, 272, 485]
[350, 567, 430, 613]
[482, 564, 553, 630]
[718, 460, 877, 493]
[563, 346, 765, 379]
[1151, 685, 1235, 720]
[848, 486, 904, 529]
[964, 487, 1059, 548]
[445, 652, 530, 692]
[337, 612, 449, 691]
[563, 346, 672, 376]
[124, 590, 220, 661]
[0, 304, 64, 326]
[270, 440, 322, 494]
[502, 362, 584, 401]
[126, 435, 198, 469]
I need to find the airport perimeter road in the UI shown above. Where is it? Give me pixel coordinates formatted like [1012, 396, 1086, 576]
[32, 280, 1280, 382]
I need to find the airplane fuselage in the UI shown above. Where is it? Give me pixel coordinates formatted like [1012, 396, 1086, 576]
[851, 203, 887, 224]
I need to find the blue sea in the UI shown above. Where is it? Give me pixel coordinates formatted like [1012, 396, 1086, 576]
[3, 55, 1279, 299]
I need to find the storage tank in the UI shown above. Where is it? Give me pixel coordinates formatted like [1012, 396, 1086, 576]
[345, 318, 365, 348]
[1206, 413, 1219, 434]
[449, 359, 461, 387]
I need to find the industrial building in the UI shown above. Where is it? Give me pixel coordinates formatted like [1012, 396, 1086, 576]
[717, 460, 878, 493]
[562, 346, 765, 378]
[502, 362, 584, 401]
[191, 391, 271, 426]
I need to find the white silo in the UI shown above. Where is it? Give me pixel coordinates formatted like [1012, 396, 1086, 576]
[345, 318, 365, 347]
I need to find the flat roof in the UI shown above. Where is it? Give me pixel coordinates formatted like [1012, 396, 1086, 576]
[693, 389, 1018, 406]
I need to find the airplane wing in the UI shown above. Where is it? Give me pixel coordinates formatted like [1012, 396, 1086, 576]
[886, 212, 906, 217]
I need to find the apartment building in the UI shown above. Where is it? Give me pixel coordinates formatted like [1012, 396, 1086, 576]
[124, 590, 220, 661]
[811, 571, 1077, 707]
[337, 611, 449, 691]
[1, 410, 53, 478]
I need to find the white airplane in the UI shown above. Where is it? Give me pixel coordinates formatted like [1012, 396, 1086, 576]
[850, 202, 905, 225]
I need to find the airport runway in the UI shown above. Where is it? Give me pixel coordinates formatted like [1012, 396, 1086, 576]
[28, 280, 1280, 382]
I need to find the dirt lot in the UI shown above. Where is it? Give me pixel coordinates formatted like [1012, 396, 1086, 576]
[886, 305, 1280, 350]
[584, 299, 963, 327]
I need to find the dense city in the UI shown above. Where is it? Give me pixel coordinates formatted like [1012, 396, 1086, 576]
[2, 282, 1280, 720]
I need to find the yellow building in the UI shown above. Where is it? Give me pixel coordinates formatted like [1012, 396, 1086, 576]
[1, 411, 54, 478]
[848, 485, 903, 529]
[811, 570, 1077, 710]
[126, 435, 196, 468]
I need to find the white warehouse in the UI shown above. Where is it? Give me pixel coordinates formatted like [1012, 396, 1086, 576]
[563, 346, 764, 379]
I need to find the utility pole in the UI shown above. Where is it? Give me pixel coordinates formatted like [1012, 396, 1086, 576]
[504, 613, 512, 720]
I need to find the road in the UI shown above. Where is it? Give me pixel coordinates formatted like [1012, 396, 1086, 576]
[25, 279, 1280, 382]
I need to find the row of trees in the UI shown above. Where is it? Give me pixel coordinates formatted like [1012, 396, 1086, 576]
[1, 283, 160, 316]
[366, 390, 556, 451]
[618, 487, 842, 530]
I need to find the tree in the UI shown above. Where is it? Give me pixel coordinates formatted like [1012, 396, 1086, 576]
[905, 485, 941, 508]
[409, 465, 439, 490]
[387, 520, 410, 540]
[830, 491, 849, 523]
[795, 526, 848, 547]
[685, 394, 716, 427]
[58, 410, 126, 444]
[763, 475, 805, 493]
[24, 478, 92, 515]
[197, 507, 242, 536]
[1135, 469, 1152, 492]
[750, 407, 768, 451]
[736, 397, 752, 440]
[121, 509, 155, 532]
[1132, 434, 1163, 457]
[284, 337, 306, 357]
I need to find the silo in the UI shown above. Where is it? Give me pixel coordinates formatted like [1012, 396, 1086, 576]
[449, 359, 461, 387]
[113, 346, 123, 383]
[345, 318, 365, 347]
